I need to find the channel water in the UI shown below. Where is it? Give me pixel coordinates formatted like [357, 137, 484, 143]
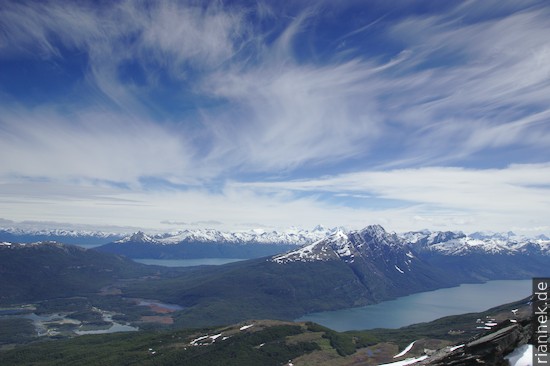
[295, 279, 531, 331]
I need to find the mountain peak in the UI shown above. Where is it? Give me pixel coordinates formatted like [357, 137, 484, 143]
[116, 231, 157, 244]
[312, 224, 326, 232]
[272, 224, 404, 264]
[361, 224, 386, 236]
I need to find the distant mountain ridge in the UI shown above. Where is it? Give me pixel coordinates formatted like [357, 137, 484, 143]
[98, 224, 550, 260]
[4, 223, 550, 261]
[277, 225, 550, 262]
[116, 225, 335, 245]
[400, 228, 550, 256]
[115, 225, 550, 252]
[2, 224, 548, 249]
[0, 228, 123, 246]
[0, 226, 335, 248]
[96, 226, 338, 259]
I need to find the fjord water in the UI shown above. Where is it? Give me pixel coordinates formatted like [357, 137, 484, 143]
[133, 258, 246, 267]
[296, 279, 531, 331]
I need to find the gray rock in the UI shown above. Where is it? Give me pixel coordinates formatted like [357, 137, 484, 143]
[421, 318, 532, 366]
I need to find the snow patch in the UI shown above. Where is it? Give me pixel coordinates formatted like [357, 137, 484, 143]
[240, 324, 254, 331]
[395, 265, 405, 274]
[210, 333, 222, 341]
[190, 335, 209, 345]
[449, 344, 465, 352]
[505, 344, 532, 366]
[378, 355, 428, 366]
[394, 341, 416, 358]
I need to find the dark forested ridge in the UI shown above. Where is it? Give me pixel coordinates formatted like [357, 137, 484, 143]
[0, 242, 160, 304]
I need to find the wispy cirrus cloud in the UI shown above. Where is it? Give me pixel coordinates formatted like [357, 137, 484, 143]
[378, 6, 550, 162]
[203, 60, 385, 171]
[198, 3, 550, 173]
[233, 163, 550, 214]
[2, 163, 548, 234]
[2, 1, 548, 175]
[0, 1, 246, 108]
[229, 163, 550, 232]
[0, 106, 195, 184]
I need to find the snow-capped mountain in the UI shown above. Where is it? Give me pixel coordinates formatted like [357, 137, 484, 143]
[271, 225, 550, 264]
[6, 222, 550, 261]
[114, 226, 336, 246]
[0, 227, 122, 238]
[0, 227, 124, 245]
[265, 224, 550, 304]
[98, 226, 339, 259]
[272, 225, 405, 263]
[115, 231, 158, 244]
[401, 229, 550, 256]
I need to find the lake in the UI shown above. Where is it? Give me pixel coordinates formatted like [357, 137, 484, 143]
[295, 279, 532, 331]
[133, 258, 246, 267]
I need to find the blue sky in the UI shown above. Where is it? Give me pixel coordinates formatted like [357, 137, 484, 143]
[1, 0, 549, 234]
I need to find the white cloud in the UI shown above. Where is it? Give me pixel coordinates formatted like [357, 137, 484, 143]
[199, 4, 550, 172]
[231, 163, 550, 233]
[380, 7, 550, 160]
[0, 1, 245, 66]
[0, 106, 195, 183]
[138, 2, 244, 68]
[2, 1, 548, 173]
[203, 59, 384, 171]
[1, 164, 549, 235]
[0, 1, 247, 109]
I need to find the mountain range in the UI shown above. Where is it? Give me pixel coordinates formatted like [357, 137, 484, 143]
[0, 228, 123, 246]
[3, 224, 549, 255]
[2, 224, 549, 328]
[115, 225, 550, 327]
[94, 224, 550, 261]
[95, 226, 335, 258]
